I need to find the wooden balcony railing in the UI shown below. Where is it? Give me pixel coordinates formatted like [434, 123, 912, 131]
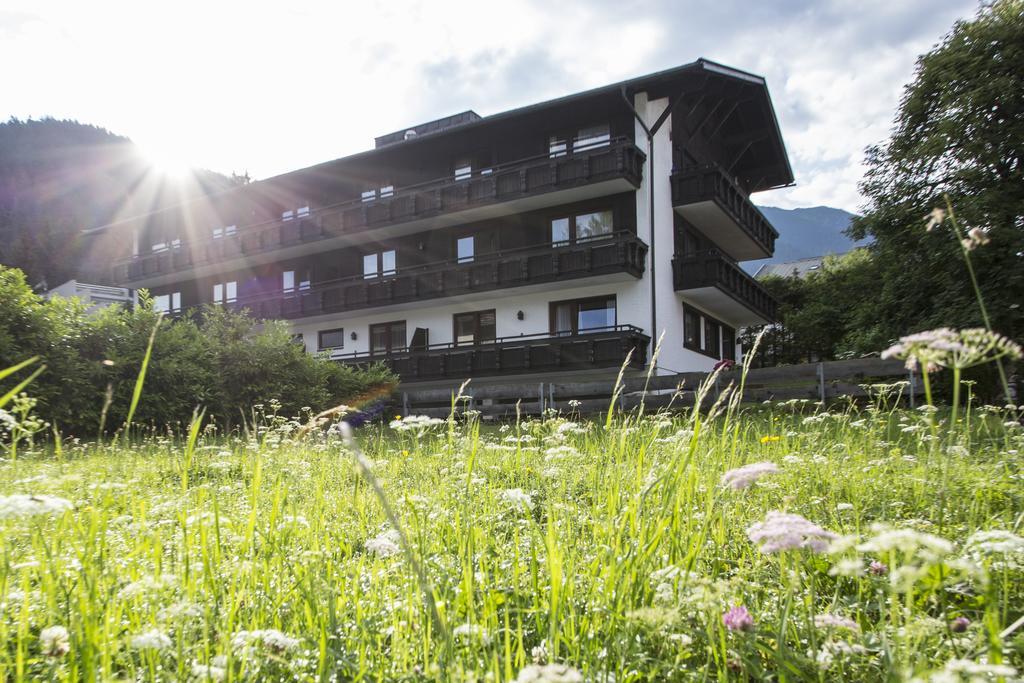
[670, 164, 778, 258]
[333, 325, 649, 382]
[672, 250, 778, 322]
[113, 139, 646, 284]
[228, 232, 647, 321]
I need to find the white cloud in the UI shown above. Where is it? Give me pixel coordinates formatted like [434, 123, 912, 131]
[0, 0, 978, 211]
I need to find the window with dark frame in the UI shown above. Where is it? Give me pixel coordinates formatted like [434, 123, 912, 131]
[370, 321, 407, 354]
[363, 250, 397, 279]
[550, 296, 616, 336]
[154, 292, 181, 314]
[573, 124, 611, 153]
[457, 236, 475, 264]
[453, 310, 496, 346]
[212, 281, 237, 305]
[704, 319, 721, 358]
[683, 308, 700, 350]
[722, 326, 736, 361]
[318, 328, 345, 351]
[454, 159, 472, 181]
[550, 210, 613, 245]
[282, 269, 311, 294]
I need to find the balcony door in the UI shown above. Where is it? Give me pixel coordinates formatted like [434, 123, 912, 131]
[370, 321, 407, 355]
[550, 295, 616, 336]
[453, 310, 496, 346]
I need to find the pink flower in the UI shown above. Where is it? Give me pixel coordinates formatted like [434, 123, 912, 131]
[868, 560, 888, 576]
[722, 605, 754, 632]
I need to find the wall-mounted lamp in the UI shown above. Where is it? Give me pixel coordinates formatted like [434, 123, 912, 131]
[516, 310, 525, 321]
[350, 331, 358, 341]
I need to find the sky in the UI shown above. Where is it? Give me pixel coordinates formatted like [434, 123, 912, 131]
[1, 0, 979, 213]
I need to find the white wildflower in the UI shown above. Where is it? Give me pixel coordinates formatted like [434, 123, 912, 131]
[836, 503, 854, 511]
[191, 662, 226, 681]
[720, 462, 779, 490]
[500, 488, 535, 512]
[0, 494, 73, 519]
[747, 511, 837, 554]
[40, 625, 70, 657]
[514, 663, 584, 682]
[131, 629, 173, 651]
[963, 530, 1024, 557]
[231, 629, 300, 654]
[813, 613, 860, 631]
[365, 529, 402, 558]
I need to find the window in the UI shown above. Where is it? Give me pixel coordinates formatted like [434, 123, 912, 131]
[282, 269, 311, 294]
[282, 209, 294, 222]
[318, 328, 345, 351]
[153, 292, 181, 314]
[151, 236, 180, 252]
[684, 305, 731, 360]
[550, 209, 614, 245]
[291, 333, 305, 347]
[297, 205, 310, 218]
[213, 225, 237, 239]
[454, 310, 496, 346]
[457, 236, 474, 264]
[573, 124, 610, 153]
[454, 159, 472, 181]
[361, 189, 377, 203]
[212, 281, 237, 305]
[551, 296, 616, 335]
[704, 319, 720, 358]
[363, 250, 397, 279]
[370, 321, 407, 354]
[575, 211, 614, 241]
[683, 308, 700, 350]
[548, 135, 567, 158]
[380, 185, 394, 199]
[722, 326, 736, 361]
[551, 218, 570, 246]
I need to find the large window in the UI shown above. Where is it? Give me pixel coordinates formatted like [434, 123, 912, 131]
[318, 328, 345, 351]
[454, 158, 472, 181]
[683, 305, 734, 360]
[363, 250, 397, 279]
[457, 236, 475, 264]
[548, 135, 567, 159]
[573, 124, 610, 153]
[370, 321, 407, 354]
[454, 310, 496, 346]
[151, 235, 181, 252]
[551, 296, 616, 336]
[153, 292, 181, 314]
[213, 225, 237, 240]
[550, 210, 613, 245]
[282, 269, 311, 294]
[212, 280, 237, 305]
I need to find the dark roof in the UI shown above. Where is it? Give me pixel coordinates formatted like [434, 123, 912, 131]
[86, 58, 793, 233]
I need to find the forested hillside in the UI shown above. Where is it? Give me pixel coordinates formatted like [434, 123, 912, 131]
[0, 118, 235, 286]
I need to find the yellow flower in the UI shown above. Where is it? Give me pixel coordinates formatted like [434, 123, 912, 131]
[394, 415, 403, 421]
[760, 435, 780, 444]
[402, 450, 410, 457]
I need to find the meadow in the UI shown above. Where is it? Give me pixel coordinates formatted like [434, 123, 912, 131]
[1, 380, 1023, 681]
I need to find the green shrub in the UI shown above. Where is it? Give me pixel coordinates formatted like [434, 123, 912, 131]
[0, 265, 398, 436]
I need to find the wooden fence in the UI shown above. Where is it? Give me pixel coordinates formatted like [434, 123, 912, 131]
[400, 357, 921, 418]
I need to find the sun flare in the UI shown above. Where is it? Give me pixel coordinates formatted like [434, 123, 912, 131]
[137, 139, 194, 179]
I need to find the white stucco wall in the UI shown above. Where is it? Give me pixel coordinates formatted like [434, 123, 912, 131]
[290, 278, 649, 357]
[633, 92, 691, 375]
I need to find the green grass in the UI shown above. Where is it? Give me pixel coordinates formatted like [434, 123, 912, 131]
[1, 398, 1022, 681]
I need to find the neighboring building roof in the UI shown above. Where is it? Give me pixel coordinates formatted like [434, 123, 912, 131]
[45, 280, 135, 310]
[84, 57, 793, 235]
[754, 255, 833, 279]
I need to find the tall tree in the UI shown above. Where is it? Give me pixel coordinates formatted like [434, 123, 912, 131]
[849, 0, 1024, 345]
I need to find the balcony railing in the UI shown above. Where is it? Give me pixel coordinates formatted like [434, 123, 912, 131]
[670, 164, 777, 259]
[333, 325, 650, 382]
[229, 232, 648, 321]
[113, 139, 646, 284]
[672, 250, 777, 322]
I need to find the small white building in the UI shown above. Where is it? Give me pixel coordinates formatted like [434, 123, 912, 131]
[45, 280, 135, 313]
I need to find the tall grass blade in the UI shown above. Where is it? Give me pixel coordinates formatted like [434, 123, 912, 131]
[119, 314, 162, 441]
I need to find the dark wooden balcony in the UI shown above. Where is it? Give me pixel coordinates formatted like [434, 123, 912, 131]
[670, 164, 778, 261]
[334, 325, 650, 382]
[672, 250, 777, 325]
[112, 139, 646, 286]
[229, 232, 648, 321]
